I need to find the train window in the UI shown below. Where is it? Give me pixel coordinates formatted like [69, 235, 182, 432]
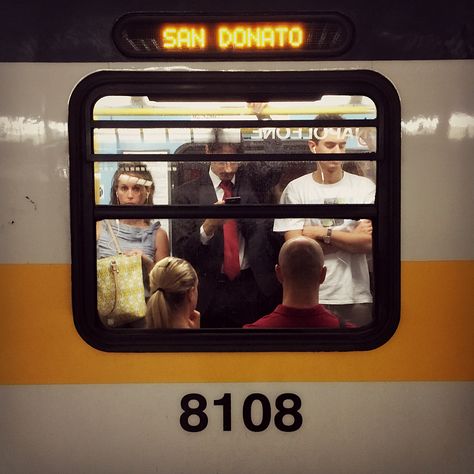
[69, 70, 400, 351]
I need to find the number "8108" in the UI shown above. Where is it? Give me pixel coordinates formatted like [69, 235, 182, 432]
[180, 392, 303, 432]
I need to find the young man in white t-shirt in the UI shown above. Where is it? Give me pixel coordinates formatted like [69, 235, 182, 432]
[273, 127, 375, 326]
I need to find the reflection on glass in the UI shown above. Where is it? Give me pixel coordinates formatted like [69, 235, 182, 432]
[93, 126, 377, 155]
[93, 96, 377, 121]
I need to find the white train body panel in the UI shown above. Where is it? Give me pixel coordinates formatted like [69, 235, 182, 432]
[0, 60, 473, 472]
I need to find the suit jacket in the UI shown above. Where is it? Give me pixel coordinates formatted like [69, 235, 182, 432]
[172, 170, 281, 313]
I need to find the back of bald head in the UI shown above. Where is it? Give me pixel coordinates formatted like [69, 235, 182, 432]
[278, 237, 325, 285]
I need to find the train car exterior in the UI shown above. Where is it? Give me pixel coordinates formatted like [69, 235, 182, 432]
[0, 1, 473, 473]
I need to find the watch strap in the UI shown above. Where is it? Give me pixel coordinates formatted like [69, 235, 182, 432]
[323, 227, 332, 244]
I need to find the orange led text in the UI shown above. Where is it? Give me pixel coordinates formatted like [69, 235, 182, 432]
[218, 25, 304, 49]
[160, 23, 305, 51]
[162, 26, 207, 49]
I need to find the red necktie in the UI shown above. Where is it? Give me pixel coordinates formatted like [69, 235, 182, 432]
[220, 180, 240, 280]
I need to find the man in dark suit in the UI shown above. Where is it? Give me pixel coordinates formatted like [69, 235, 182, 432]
[172, 143, 282, 328]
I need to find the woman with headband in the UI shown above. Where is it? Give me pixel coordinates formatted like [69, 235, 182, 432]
[97, 163, 170, 296]
[145, 257, 200, 329]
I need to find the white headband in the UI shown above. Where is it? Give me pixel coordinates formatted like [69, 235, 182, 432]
[118, 173, 153, 187]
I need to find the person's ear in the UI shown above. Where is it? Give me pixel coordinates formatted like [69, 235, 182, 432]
[319, 266, 327, 284]
[188, 310, 200, 329]
[308, 140, 318, 153]
[275, 264, 283, 284]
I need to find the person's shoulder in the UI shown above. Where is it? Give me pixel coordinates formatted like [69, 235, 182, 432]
[281, 173, 314, 199]
[243, 311, 277, 328]
[344, 172, 375, 187]
[235, 172, 258, 200]
[286, 172, 313, 187]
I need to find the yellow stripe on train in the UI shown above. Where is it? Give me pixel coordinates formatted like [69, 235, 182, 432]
[0, 261, 472, 384]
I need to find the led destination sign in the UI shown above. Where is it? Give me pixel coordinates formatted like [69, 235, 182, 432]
[114, 14, 353, 59]
[162, 24, 305, 51]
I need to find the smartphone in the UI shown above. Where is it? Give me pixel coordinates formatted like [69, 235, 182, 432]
[224, 196, 241, 204]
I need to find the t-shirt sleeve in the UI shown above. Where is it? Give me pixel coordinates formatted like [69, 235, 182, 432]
[273, 181, 305, 232]
[363, 178, 376, 204]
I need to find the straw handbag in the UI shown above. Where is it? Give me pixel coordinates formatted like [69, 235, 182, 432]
[97, 220, 147, 328]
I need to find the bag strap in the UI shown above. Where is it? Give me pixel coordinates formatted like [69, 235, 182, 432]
[106, 259, 120, 318]
[105, 220, 123, 255]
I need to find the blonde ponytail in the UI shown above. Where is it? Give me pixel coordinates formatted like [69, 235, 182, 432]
[145, 257, 198, 329]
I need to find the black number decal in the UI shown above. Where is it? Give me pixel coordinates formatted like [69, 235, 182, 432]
[274, 393, 303, 432]
[242, 393, 272, 432]
[180, 392, 302, 432]
[180, 393, 208, 432]
[213, 393, 232, 431]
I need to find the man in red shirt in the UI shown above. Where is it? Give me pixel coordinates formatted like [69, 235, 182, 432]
[244, 236, 354, 328]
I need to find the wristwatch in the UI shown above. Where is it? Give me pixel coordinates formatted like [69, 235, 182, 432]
[323, 228, 332, 244]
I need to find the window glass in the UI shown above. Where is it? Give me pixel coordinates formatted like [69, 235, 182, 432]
[93, 126, 377, 154]
[96, 216, 374, 329]
[93, 97, 377, 121]
[94, 160, 376, 206]
[93, 97, 378, 330]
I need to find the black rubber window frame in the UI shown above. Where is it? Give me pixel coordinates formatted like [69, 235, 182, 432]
[69, 69, 400, 352]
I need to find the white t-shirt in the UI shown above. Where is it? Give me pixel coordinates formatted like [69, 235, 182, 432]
[273, 171, 375, 304]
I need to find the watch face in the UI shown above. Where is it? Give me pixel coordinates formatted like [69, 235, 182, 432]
[321, 218, 335, 227]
